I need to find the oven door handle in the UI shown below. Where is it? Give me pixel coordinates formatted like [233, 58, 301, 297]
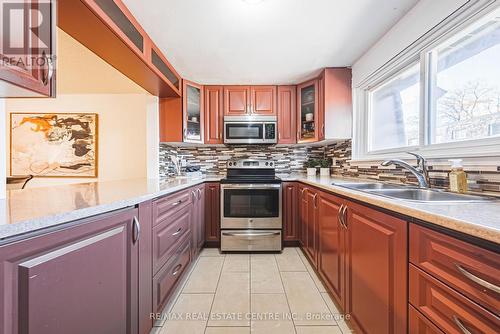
[221, 184, 281, 189]
[222, 232, 281, 238]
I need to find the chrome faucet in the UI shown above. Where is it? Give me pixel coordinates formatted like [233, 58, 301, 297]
[381, 152, 430, 188]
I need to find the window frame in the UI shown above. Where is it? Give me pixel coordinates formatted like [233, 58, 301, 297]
[353, 0, 500, 161]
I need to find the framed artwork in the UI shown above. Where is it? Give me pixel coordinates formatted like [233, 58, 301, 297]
[10, 113, 98, 177]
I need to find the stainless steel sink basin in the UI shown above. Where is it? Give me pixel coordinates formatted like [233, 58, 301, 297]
[335, 182, 406, 190]
[367, 188, 494, 202]
[334, 182, 496, 202]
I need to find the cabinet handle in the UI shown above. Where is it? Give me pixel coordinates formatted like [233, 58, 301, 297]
[300, 188, 306, 198]
[172, 227, 182, 236]
[313, 193, 318, 209]
[297, 130, 300, 139]
[453, 316, 473, 334]
[197, 188, 202, 199]
[172, 199, 183, 207]
[183, 128, 187, 140]
[454, 263, 500, 294]
[337, 204, 345, 228]
[41, 53, 54, 86]
[321, 124, 325, 137]
[172, 263, 183, 276]
[341, 206, 348, 229]
[192, 190, 196, 201]
[132, 216, 140, 244]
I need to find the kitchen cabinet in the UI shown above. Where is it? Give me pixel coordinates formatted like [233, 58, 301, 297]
[0, 0, 56, 97]
[298, 184, 308, 248]
[277, 86, 297, 144]
[409, 305, 445, 334]
[0, 208, 141, 334]
[204, 85, 224, 144]
[224, 85, 277, 116]
[282, 182, 299, 242]
[317, 191, 346, 309]
[191, 184, 206, 257]
[296, 68, 352, 143]
[304, 187, 319, 265]
[250, 85, 277, 115]
[59, 0, 181, 97]
[183, 80, 204, 143]
[297, 79, 320, 143]
[409, 264, 499, 334]
[224, 86, 250, 116]
[344, 201, 407, 334]
[204, 182, 221, 246]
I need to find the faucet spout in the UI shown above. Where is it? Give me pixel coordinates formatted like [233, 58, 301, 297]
[381, 153, 430, 188]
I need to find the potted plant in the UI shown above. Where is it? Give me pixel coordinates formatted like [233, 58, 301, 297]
[305, 159, 318, 176]
[318, 158, 332, 176]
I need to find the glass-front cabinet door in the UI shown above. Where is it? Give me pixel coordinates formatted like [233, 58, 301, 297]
[297, 80, 319, 143]
[183, 81, 204, 143]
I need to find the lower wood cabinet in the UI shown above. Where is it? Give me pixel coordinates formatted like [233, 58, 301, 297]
[345, 201, 407, 334]
[153, 235, 191, 313]
[204, 182, 220, 245]
[317, 191, 346, 309]
[298, 184, 308, 247]
[409, 305, 445, 334]
[282, 182, 299, 242]
[300, 185, 408, 334]
[191, 184, 206, 257]
[0, 208, 141, 334]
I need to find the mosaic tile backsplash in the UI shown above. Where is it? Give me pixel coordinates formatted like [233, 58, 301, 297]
[159, 140, 500, 194]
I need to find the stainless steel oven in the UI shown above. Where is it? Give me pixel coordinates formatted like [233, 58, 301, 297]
[221, 183, 282, 229]
[224, 116, 277, 144]
[220, 158, 282, 251]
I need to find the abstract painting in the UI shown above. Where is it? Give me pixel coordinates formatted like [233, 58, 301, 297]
[10, 113, 98, 177]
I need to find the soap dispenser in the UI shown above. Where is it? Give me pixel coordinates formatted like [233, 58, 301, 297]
[448, 159, 468, 193]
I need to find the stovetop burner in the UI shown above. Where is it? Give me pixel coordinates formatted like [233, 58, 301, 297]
[223, 158, 281, 184]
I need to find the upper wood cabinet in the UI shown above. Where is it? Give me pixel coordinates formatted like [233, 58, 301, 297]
[0, 0, 56, 97]
[224, 86, 250, 116]
[345, 201, 407, 334]
[204, 86, 224, 144]
[59, 0, 181, 97]
[277, 86, 297, 144]
[250, 85, 277, 115]
[297, 79, 320, 143]
[297, 68, 352, 143]
[224, 86, 277, 116]
[183, 80, 204, 143]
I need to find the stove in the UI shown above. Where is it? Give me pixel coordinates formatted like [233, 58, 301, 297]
[220, 159, 282, 252]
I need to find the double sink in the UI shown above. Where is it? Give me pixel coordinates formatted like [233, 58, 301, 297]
[334, 182, 496, 203]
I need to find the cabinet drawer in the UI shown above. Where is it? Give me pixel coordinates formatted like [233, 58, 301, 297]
[153, 205, 192, 274]
[153, 236, 191, 313]
[153, 189, 192, 227]
[410, 224, 500, 314]
[220, 230, 282, 251]
[409, 305, 445, 334]
[409, 264, 500, 334]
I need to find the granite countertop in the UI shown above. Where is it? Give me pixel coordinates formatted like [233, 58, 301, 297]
[1, 174, 499, 245]
[0, 176, 222, 242]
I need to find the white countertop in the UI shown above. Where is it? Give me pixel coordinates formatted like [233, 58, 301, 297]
[1, 174, 499, 245]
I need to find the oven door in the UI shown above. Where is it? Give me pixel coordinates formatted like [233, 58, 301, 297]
[224, 122, 264, 144]
[221, 184, 282, 229]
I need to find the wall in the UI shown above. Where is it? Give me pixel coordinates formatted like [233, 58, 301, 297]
[159, 144, 325, 177]
[6, 94, 156, 188]
[4, 29, 157, 188]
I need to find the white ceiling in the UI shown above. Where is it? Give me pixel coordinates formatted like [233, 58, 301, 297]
[123, 0, 418, 84]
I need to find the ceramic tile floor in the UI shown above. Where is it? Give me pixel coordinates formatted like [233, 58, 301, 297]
[152, 247, 353, 334]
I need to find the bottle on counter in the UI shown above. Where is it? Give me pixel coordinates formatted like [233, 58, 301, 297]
[448, 159, 468, 193]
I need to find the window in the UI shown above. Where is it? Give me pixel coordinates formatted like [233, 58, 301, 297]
[357, 5, 500, 159]
[430, 16, 500, 145]
[369, 63, 420, 151]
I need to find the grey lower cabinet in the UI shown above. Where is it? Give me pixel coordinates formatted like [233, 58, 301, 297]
[0, 207, 141, 334]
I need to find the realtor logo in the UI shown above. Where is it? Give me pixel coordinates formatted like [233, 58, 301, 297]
[1, 0, 53, 69]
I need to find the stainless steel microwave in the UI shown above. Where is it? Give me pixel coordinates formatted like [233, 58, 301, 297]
[224, 116, 277, 144]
